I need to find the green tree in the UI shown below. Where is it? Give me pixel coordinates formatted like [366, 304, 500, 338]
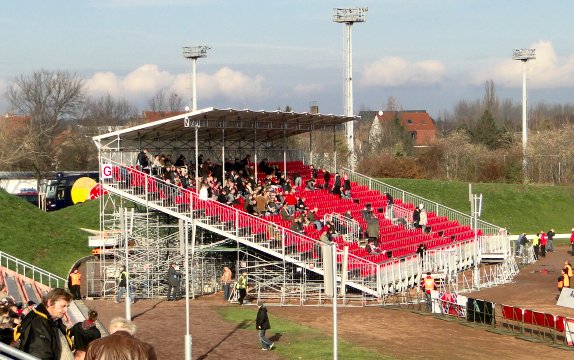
[472, 110, 500, 150]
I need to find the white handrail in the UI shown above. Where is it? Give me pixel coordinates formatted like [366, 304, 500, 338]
[0, 251, 67, 289]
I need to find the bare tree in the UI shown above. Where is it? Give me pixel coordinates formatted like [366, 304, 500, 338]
[80, 94, 138, 128]
[384, 96, 402, 111]
[4, 69, 85, 176]
[148, 89, 184, 113]
[482, 80, 499, 117]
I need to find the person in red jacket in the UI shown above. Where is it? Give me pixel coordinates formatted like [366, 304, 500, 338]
[570, 228, 574, 256]
[282, 190, 297, 216]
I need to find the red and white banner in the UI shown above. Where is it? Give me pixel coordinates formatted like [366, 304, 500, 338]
[565, 317, 574, 346]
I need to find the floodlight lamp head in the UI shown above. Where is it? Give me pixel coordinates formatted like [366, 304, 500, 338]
[183, 45, 211, 59]
[512, 48, 536, 62]
[333, 6, 368, 23]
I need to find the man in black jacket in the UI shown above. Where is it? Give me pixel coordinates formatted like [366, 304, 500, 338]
[256, 302, 274, 351]
[167, 262, 181, 301]
[18, 287, 74, 360]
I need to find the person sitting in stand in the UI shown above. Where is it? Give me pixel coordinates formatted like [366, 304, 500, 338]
[296, 197, 308, 211]
[307, 208, 323, 230]
[280, 205, 294, 221]
[361, 203, 373, 221]
[265, 198, 280, 216]
[305, 178, 316, 191]
[290, 218, 304, 234]
[365, 239, 381, 254]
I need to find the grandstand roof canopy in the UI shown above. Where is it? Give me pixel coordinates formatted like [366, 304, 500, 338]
[93, 107, 356, 146]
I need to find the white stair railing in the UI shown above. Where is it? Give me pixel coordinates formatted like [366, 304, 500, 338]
[0, 251, 67, 289]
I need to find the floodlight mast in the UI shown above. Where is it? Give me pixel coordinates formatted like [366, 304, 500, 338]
[333, 7, 367, 172]
[183, 46, 211, 111]
[512, 48, 536, 182]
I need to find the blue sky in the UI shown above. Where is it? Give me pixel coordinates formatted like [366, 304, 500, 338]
[2, 0, 574, 118]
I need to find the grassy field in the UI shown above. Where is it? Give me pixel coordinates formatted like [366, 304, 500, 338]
[382, 178, 574, 234]
[217, 306, 390, 360]
[0, 189, 99, 278]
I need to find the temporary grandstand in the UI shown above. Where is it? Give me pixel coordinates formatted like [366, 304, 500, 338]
[88, 107, 513, 305]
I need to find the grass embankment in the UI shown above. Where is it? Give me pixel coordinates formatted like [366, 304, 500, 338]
[0, 189, 99, 278]
[382, 178, 574, 235]
[217, 306, 390, 360]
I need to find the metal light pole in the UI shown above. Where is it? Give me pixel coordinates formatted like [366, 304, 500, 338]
[184, 111, 201, 193]
[184, 220, 192, 360]
[331, 243, 338, 360]
[512, 48, 536, 182]
[183, 46, 210, 111]
[333, 7, 367, 172]
[123, 208, 131, 320]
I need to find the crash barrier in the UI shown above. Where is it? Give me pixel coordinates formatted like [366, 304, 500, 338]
[432, 293, 574, 346]
[500, 304, 573, 343]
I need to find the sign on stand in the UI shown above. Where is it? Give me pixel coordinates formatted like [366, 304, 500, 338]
[557, 288, 574, 309]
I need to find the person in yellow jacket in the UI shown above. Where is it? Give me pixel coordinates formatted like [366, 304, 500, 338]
[420, 272, 436, 311]
[532, 233, 540, 260]
[558, 268, 569, 299]
[236, 272, 248, 305]
[68, 268, 82, 300]
[564, 260, 572, 277]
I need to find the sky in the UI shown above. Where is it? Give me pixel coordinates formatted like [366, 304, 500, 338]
[2, 0, 574, 119]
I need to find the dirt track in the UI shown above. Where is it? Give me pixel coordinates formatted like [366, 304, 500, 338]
[83, 246, 574, 359]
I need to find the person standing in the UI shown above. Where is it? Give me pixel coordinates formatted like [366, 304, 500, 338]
[17, 288, 74, 360]
[166, 263, 181, 301]
[85, 317, 157, 360]
[221, 267, 233, 301]
[516, 233, 528, 257]
[236, 272, 248, 305]
[384, 192, 394, 220]
[69, 268, 82, 301]
[532, 233, 540, 260]
[547, 229, 556, 253]
[256, 302, 274, 351]
[421, 272, 436, 311]
[323, 170, 331, 190]
[558, 270, 566, 297]
[570, 228, 574, 256]
[539, 230, 547, 258]
[115, 266, 134, 304]
[564, 260, 573, 285]
[68, 310, 101, 360]
[412, 205, 422, 229]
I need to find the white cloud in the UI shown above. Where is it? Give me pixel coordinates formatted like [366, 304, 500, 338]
[86, 64, 269, 104]
[198, 67, 267, 101]
[469, 41, 574, 88]
[360, 57, 446, 87]
[122, 64, 173, 94]
[85, 72, 121, 97]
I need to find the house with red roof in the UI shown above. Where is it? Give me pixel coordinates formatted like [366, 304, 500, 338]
[361, 110, 437, 147]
